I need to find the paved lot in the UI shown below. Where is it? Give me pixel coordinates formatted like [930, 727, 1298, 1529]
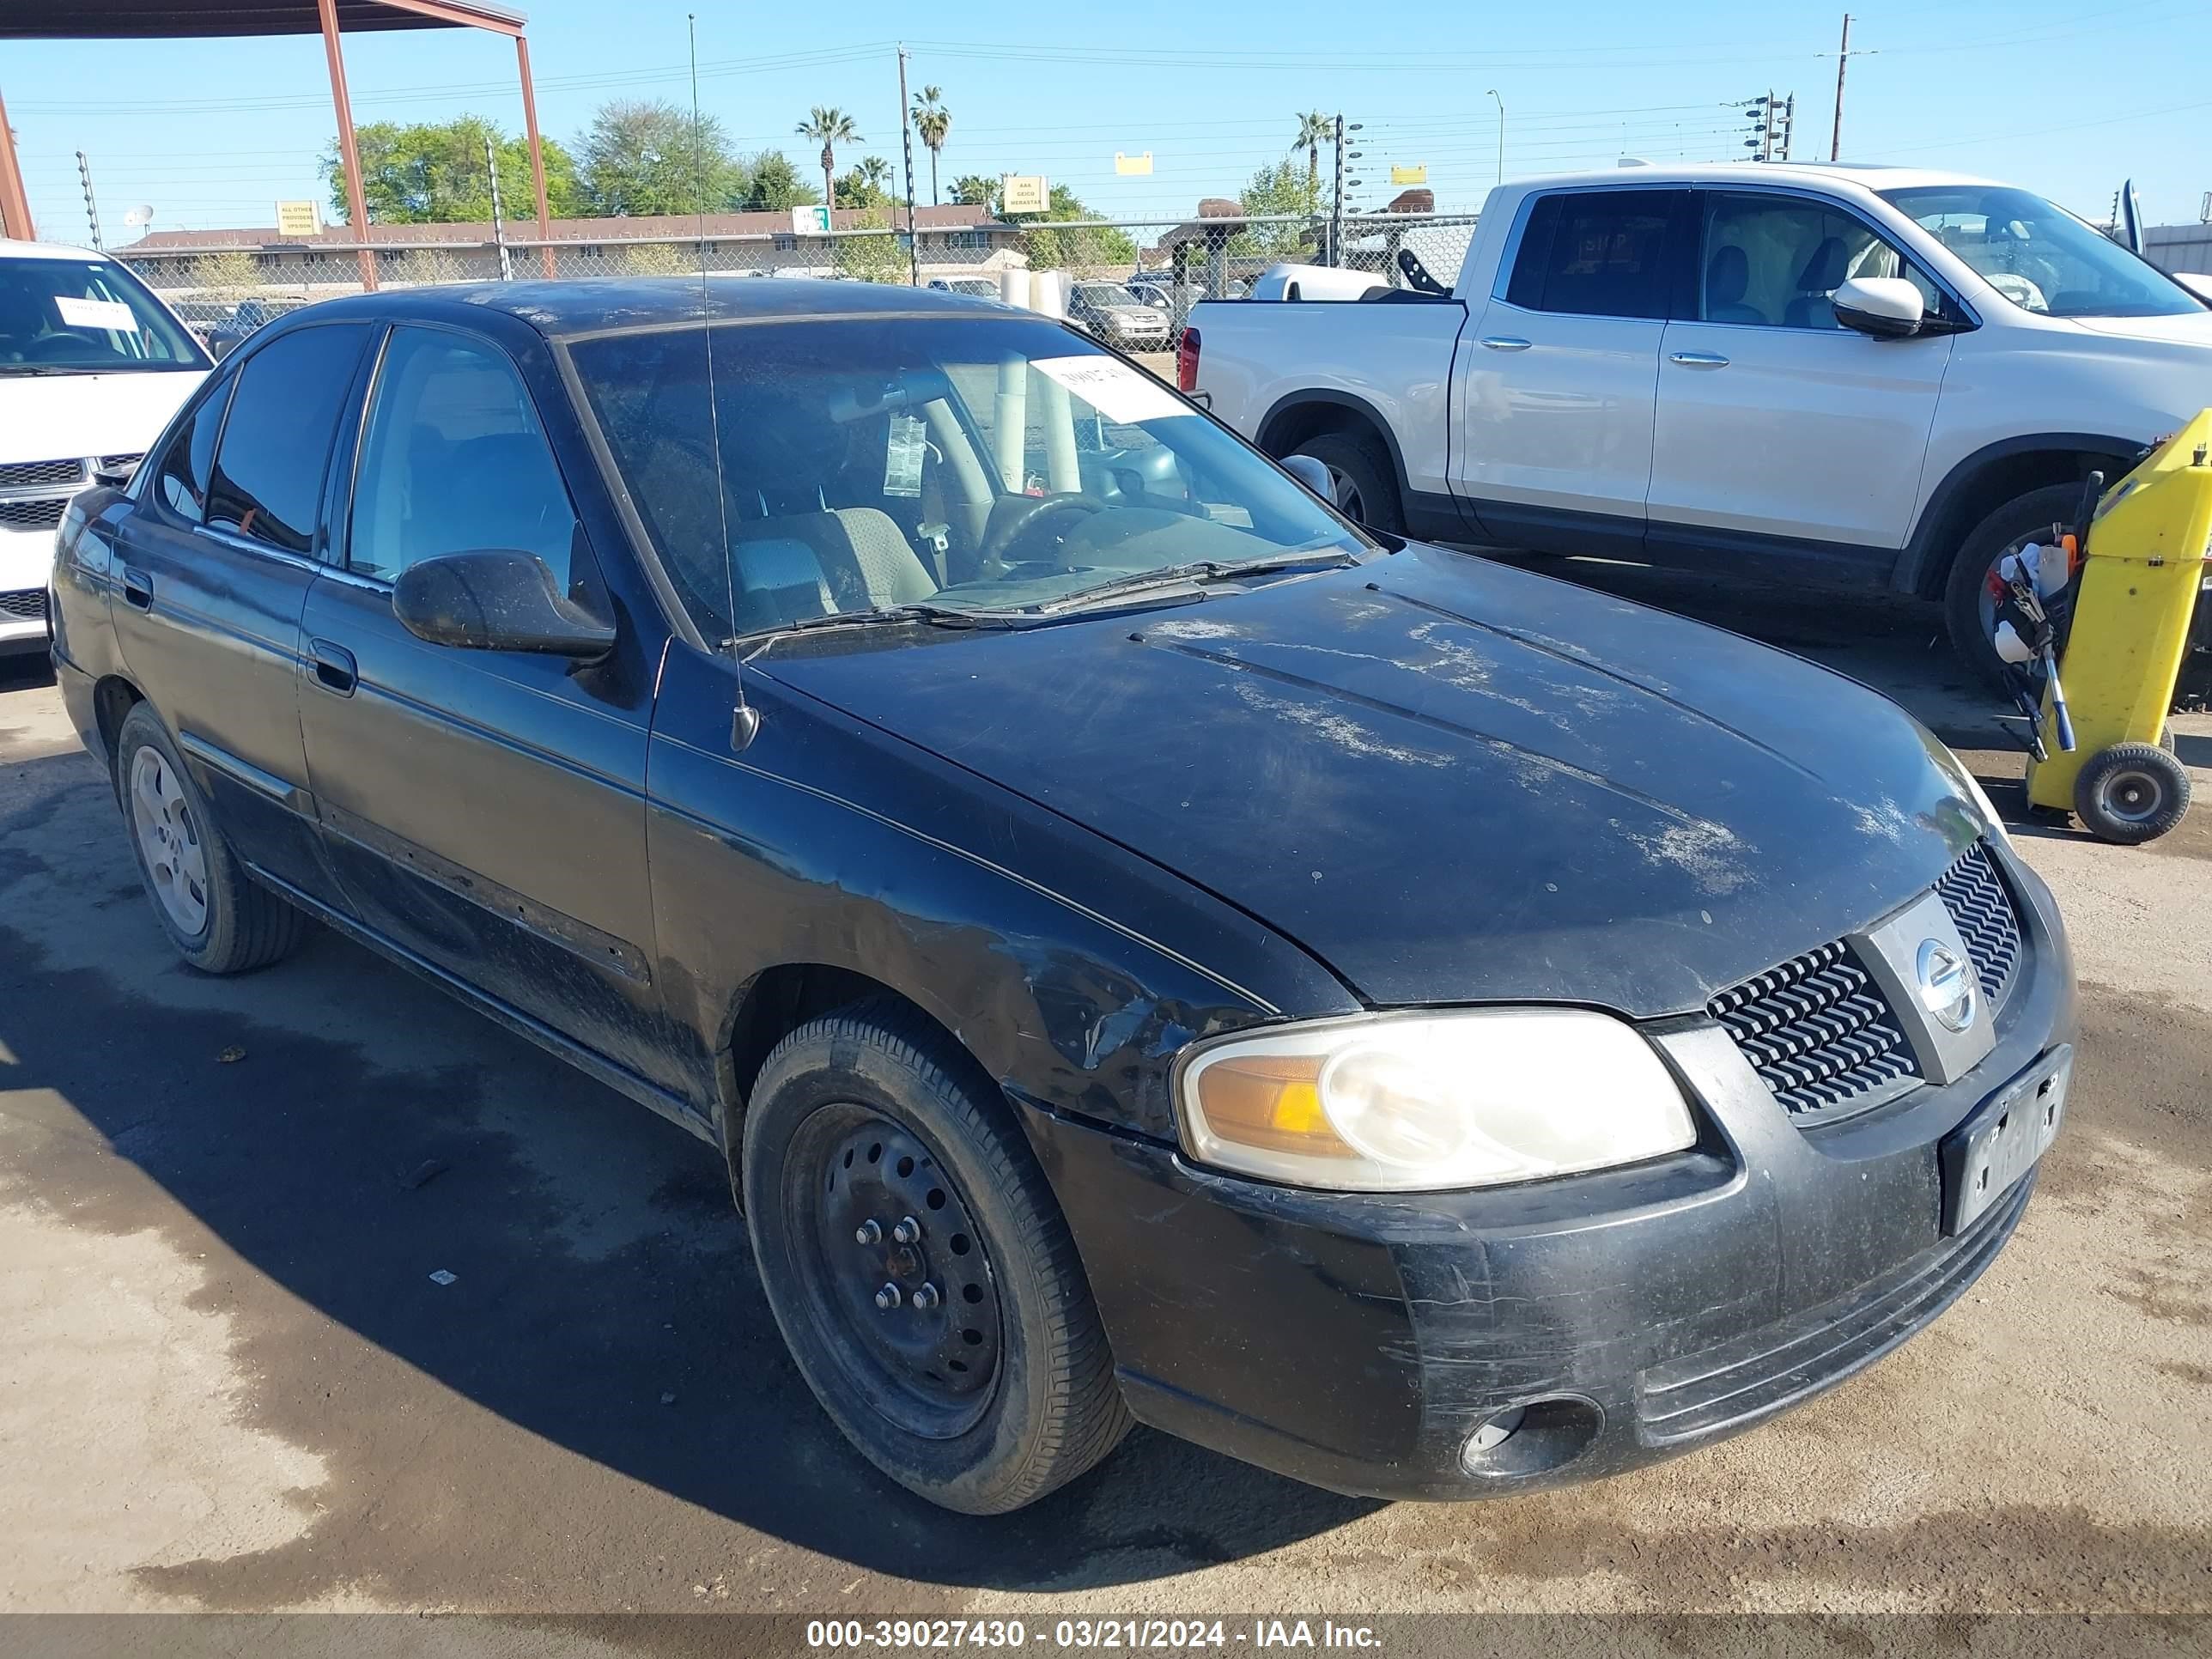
[1, 558, 2209, 1643]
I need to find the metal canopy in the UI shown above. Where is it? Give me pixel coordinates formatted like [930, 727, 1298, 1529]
[0, 1, 524, 40]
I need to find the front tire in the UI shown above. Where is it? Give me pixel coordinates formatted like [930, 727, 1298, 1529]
[1944, 483, 2081, 686]
[114, 702, 307, 974]
[1287, 430, 1404, 535]
[2073, 742, 2191, 844]
[741, 1000, 1130, 1514]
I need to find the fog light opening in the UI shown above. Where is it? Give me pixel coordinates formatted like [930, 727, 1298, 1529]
[1460, 1396, 1602, 1479]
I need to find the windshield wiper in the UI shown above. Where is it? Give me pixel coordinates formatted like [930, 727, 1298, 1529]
[1037, 541, 1361, 614]
[0, 362, 104, 377]
[727, 601, 1025, 654]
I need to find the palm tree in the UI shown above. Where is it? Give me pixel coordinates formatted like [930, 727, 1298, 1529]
[857, 155, 892, 198]
[796, 106, 861, 210]
[1293, 110, 1332, 201]
[910, 86, 951, 206]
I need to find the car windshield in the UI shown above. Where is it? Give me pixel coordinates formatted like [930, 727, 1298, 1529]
[1881, 185, 2203, 319]
[0, 256, 207, 372]
[568, 313, 1364, 641]
[1081, 286, 1142, 307]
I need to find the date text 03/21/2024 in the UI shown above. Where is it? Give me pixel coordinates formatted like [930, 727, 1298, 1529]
[805, 1620, 1385, 1650]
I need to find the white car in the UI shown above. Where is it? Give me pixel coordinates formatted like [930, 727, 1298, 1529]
[0, 239, 210, 659]
[1187, 163, 2212, 677]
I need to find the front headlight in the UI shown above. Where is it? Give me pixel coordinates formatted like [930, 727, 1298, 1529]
[1176, 1010, 1698, 1192]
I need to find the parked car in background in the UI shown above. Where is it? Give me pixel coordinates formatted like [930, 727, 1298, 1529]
[1189, 162, 2212, 679]
[52, 277, 2070, 1516]
[927, 277, 1001, 300]
[1066, 281, 1170, 349]
[205, 297, 306, 360]
[0, 238, 208, 659]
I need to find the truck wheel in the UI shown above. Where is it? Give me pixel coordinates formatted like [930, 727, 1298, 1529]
[1289, 431, 1403, 535]
[114, 702, 308, 974]
[1944, 483, 2081, 686]
[2073, 742, 2191, 844]
[741, 999, 1130, 1514]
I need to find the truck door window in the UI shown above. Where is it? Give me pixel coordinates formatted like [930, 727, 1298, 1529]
[1504, 191, 1677, 320]
[204, 323, 369, 556]
[1698, 192, 1936, 329]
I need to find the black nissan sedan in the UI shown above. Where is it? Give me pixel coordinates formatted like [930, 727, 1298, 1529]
[48, 279, 2075, 1515]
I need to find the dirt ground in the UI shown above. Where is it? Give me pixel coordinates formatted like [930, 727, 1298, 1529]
[1, 556, 2208, 1652]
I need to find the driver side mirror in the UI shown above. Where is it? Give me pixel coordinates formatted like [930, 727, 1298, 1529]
[1832, 276, 1926, 338]
[392, 550, 616, 660]
[1280, 453, 1334, 501]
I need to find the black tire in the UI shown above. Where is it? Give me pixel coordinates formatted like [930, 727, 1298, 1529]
[1287, 429, 1404, 536]
[741, 999, 1130, 1514]
[2073, 742, 2191, 845]
[113, 702, 308, 973]
[1943, 483, 2081, 687]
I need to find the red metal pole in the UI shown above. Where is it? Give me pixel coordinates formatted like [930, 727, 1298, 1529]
[318, 0, 378, 289]
[0, 87, 36, 243]
[516, 35, 555, 278]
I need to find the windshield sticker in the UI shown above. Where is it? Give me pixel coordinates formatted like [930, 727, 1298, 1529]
[884, 411, 927, 498]
[55, 295, 140, 333]
[1032, 355, 1191, 424]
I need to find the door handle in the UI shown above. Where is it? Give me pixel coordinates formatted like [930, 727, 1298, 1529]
[121, 566, 153, 610]
[308, 638, 357, 696]
[1669, 351, 1730, 368]
[1480, 336, 1533, 351]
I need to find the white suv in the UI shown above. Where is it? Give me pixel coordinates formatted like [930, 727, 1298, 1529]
[0, 240, 209, 659]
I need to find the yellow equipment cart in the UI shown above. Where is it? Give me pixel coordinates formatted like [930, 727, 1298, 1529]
[2025, 410, 2212, 843]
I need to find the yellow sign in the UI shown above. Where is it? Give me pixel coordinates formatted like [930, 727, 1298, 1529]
[1389, 164, 1428, 185]
[1114, 152, 1153, 176]
[1000, 174, 1049, 215]
[273, 199, 320, 239]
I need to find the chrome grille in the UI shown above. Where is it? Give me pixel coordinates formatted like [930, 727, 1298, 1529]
[1936, 843, 2021, 1004]
[0, 497, 69, 532]
[0, 458, 85, 489]
[1709, 939, 1920, 1117]
[0, 589, 46, 622]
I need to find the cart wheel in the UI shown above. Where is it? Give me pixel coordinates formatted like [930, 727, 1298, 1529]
[2074, 743, 2191, 844]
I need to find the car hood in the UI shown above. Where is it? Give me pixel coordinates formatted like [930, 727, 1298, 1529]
[0, 368, 204, 464]
[2063, 308, 2212, 347]
[761, 547, 1986, 1016]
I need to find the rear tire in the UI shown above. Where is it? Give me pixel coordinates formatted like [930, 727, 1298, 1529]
[741, 999, 1130, 1514]
[1287, 430, 1404, 536]
[2073, 742, 2191, 845]
[113, 702, 308, 974]
[1943, 483, 2081, 687]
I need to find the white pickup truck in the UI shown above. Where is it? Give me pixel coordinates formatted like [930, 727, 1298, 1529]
[1184, 162, 2212, 676]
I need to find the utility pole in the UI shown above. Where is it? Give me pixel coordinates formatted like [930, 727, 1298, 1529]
[1330, 114, 1345, 268]
[1830, 14, 1853, 161]
[896, 45, 920, 287]
[484, 133, 512, 280]
[76, 149, 102, 249]
[1778, 93, 1796, 161]
[1486, 89, 1504, 186]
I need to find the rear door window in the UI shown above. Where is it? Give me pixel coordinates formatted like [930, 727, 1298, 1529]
[204, 323, 370, 556]
[1504, 190, 1682, 320]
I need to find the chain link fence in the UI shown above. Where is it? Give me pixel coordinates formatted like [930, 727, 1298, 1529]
[118, 211, 1479, 361]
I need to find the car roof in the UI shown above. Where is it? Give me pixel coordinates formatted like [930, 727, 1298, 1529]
[0, 236, 118, 262]
[293, 274, 1027, 341]
[1509, 161, 2002, 195]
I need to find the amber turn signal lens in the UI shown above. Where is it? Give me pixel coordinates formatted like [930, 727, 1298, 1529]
[1187, 1053, 1353, 1158]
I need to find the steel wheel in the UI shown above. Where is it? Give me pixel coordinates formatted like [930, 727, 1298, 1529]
[128, 744, 208, 937]
[784, 1101, 1004, 1440]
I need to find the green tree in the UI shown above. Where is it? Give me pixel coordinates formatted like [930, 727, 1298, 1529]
[185, 248, 263, 299]
[742, 149, 818, 211]
[835, 155, 894, 210]
[950, 174, 1000, 213]
[795, 107, 861, 210]
[579, 99, 744, 216]
[1236, 158, 1323, 260]
[835, 210, 908, 283]
[1292, 111, 1332, 198]
[322, 115, 581, 225]
[910, 86, 951, 206]
[1012, 185, 1134, 271]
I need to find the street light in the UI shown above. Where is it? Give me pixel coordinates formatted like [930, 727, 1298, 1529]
[1485, 88, 1504, 185]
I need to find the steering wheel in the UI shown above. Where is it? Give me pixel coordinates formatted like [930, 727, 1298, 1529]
[977, 492, 1107, 568]
[24, 330, 103, 363]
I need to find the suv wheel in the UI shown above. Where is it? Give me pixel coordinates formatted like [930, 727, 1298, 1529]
[741, 999, 1130, 1514]
[1288, 431, 1404, 535]
[1944, 483, 2082, 686]
[114, 702, 308, 973]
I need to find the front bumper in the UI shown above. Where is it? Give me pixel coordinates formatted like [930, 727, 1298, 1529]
[1021, 843, 2075, 1500]
[1, 525, 55, 656]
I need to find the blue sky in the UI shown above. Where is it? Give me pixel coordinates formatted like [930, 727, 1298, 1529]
[7, 0, 2209, 245]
